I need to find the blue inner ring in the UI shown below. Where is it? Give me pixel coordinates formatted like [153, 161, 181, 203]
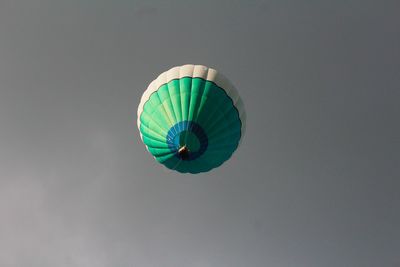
[166, 121, 208, 161]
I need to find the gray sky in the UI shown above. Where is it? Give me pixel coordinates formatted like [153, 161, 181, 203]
[0, 0, 399, 266]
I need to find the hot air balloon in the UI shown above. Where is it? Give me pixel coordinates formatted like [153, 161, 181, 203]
[137, 64, 246, 173]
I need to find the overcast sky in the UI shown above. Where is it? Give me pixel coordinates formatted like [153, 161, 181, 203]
[0, 0, 399, 266]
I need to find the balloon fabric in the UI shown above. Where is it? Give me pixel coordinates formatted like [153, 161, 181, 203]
[137, 64, 246, 173]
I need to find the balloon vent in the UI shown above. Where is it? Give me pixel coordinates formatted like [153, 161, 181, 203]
[167, 121, 208, 161]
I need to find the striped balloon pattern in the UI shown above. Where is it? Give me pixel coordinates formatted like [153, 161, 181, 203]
[137, 64, 246, 173]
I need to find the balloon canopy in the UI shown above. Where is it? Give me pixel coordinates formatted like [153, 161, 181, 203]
[137, 64, 246, 173]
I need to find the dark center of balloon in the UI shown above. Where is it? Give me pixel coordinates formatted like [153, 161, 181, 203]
[166, 121, 208, 161]
[178, 145, 190, 160]
[177, 130, 201, 152]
